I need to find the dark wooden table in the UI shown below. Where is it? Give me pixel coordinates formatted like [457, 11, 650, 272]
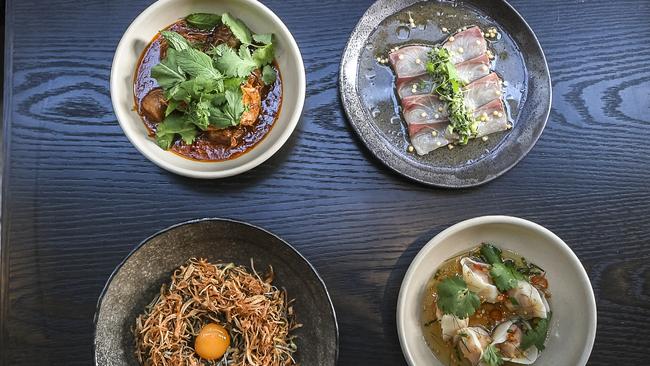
[1, 0, 649, 364]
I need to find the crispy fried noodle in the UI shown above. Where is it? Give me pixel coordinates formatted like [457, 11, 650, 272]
[134, 258, 301, 366]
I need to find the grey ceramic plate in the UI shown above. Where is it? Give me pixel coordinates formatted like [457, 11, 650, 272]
[94, 218, 338, 366]
[340, 0, 551, 188]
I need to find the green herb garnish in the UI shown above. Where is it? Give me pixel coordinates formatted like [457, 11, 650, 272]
[481, 344, 504, 366]
[436, 276, 480, 319]
[425, 47, 478, 144]
[521, 314, 551, 351]
[150, 13, 276, 149]
[186, 13, 222, 30]
[480, 243, 524, 292]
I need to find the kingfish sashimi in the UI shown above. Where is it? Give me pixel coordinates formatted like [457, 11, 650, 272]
[389, 45, 431, 78]
[442, 26, 487, 64]
[395, 54, 491, 99]
[388, 27, 508, 155]
[463, 72, 503, 111]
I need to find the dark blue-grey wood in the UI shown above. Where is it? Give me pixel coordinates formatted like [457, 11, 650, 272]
[1, 0, 650, 365]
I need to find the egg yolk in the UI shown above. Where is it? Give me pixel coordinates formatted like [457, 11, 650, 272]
[195, 323, 230, 360]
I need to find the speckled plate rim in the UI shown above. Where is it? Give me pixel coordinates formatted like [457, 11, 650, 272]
[92, 218, 339, 365]
[396, 216, 597, 365]
[339, 0, 552, 188]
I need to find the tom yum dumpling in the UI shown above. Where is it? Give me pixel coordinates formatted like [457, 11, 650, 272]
[460, 257, 499, 303]
[506, 280, 550, 319]
[454, 327, 491, 365]
[421, 243, 552, 366]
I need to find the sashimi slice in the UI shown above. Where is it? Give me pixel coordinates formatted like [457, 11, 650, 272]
[389, 45, 432, 78]
[396, 74, 436, 99]
[456, 54, 491, 84]
[408, 99, 509, 155]
[396, 55, 491, 99]
[473, 99, 510, 137]
[464, 72, 503, 111]
[402, 95, 448, 125]
[442, 26, 487, 64]
[410, 124, 453, 155]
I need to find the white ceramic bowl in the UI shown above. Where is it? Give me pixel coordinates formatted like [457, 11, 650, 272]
[397, 216, 597, 366]
[111, 0, 305, 178]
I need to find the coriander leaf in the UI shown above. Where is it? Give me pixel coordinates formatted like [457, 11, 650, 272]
[212, 44, 257, 78]
[222, 12, 252, 44]
[186, 13, 221, 30]
[480, 243, 524, 292]
[481, 344, 504, 366]
[490, 262, 524, 292]
[151, 49, 186, 90]
[155, 113, 197, 148]
[252, 43, 275, 67]
[176, 48, 223, 80]
[253, 33, 273, 45]
[480, 243, 503, 265]
[521, 314, 551, 351]
[160, 31, 190, 51]
[436, 276, 480, 319]
[262, 65, 277, 85]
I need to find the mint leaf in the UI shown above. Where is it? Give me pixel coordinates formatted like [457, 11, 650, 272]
[225, 88, 244, 122]
[165, 99, 180, 116]
[186, 13, 221, 30]
[176, 48, 223, 80]
[167, 77, 222, 102]
[155, 113, 197, 148]
[222, 13, 252, 45]
[223, 77, 245, 91]
[253, 33, 273, 45]
[521, 314, 551, 351]
[212, 44, 257, 78]
[481, 344, 504, 366]
[262, 65, 277, 85]
[208, 89, 244, 128]
[160, 31, 190, 51]
[151, 49, 186, 90]
[436, 276, 480, 319]
[252, 43, 275, 67]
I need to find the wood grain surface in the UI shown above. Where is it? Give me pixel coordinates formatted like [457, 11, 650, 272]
[1, 0, 650, 365]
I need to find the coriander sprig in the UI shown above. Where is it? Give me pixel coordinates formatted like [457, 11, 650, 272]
[480, 243, 525, 292]
[521, 314, 551, 351]
[481, 344, 504, 366]
[436, 275, 481, 319]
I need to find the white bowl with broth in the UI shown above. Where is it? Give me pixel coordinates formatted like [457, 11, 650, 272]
[397, 216, 596, 366]
[111, 0, 305, 178]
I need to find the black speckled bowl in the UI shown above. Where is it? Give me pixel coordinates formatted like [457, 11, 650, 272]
[94, 218, 338, 366]
[340, 0, 551, 188]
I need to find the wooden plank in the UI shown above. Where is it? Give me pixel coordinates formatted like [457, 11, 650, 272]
[1, 0, 650, 364]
